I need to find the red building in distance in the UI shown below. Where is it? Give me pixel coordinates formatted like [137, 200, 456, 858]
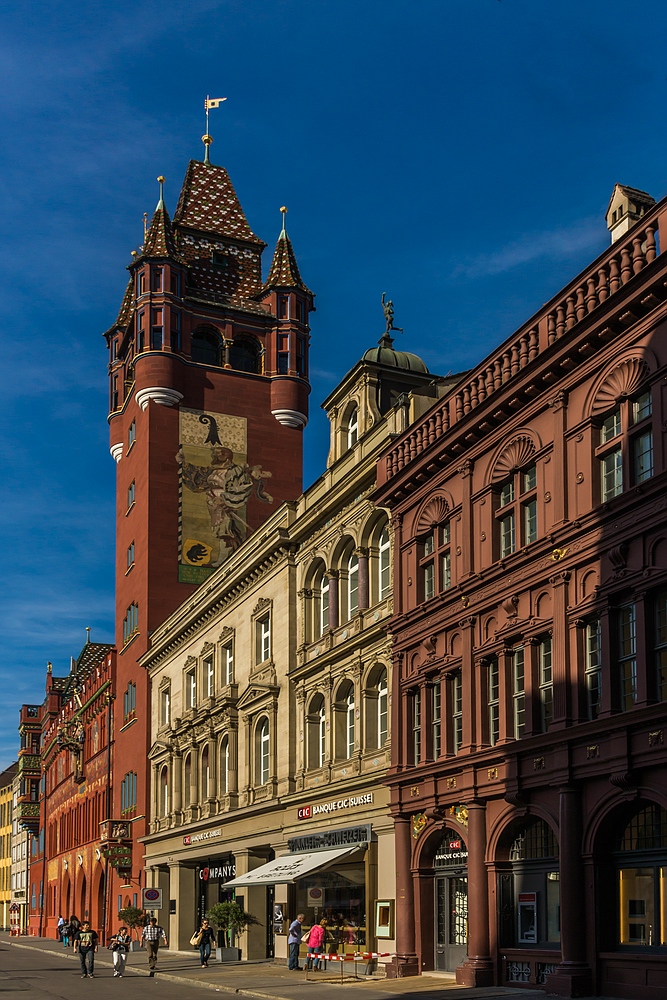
[375, 185, 667, 999]
[104, 145, 313, 902]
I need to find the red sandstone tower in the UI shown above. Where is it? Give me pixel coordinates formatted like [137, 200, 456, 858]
[104, 145, 313, 893]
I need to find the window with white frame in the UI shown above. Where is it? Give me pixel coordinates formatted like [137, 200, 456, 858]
[596, 388, 655, 503]
[378, 526, 390, 601]
[539, 637, 553, 731]
[618, 603, 637, 711]
[496, 464, 537, 559]
[319, 573, 330, 636]
[256, 614, 271, 663]
[160, 767, 169, 817]
[451, 673, 462, 754]
[220, 737, 229, 794]
[432, 680, 442, 758]
[204, 655, 214, 698]
[412, 689, 421, 764]
[378, 669, 388, 748]
[347, 407, 358, 449]
[512, 647, 526, 739]
[160, 686, 170, 728]
[347, 552, 359, 618]
[585, 619, 602, 719]
[185, 667, 196, 710]
[488, 657, 500, 746]
[222, 642, 234, 685]
[257, 718, 270, 785]
[307, 695, 326, 769]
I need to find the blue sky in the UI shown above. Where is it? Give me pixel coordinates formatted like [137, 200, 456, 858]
[2, 0, 667, 766]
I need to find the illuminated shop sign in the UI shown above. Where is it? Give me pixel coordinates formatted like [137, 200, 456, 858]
[297, 793, 373, 821]
[183, 828, 222, 846]
[199, 863, 236, 881]
[288, 824, 372, 853]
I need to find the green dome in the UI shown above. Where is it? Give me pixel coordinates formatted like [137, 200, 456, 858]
[363, 333, 429, 373]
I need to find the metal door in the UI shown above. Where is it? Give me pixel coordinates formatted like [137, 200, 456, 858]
[435, 875, 468, 971]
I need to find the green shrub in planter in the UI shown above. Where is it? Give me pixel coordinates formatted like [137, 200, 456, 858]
[206, 901, 260, 957]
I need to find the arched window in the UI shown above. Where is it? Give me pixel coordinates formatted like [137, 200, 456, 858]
[160, 767, 169, 818]
[191, 326, 223, 366]
[347, 553, 359, 618]
[220, 737, 229, 795]
[184, 754, 191, 807]
[256, 718, 270, 785]
[377, 669, 388, 748]
[307, 695, 326, 769]
[347, 408, 359, 449]
[498, 817, 559, 950]
[229, 337, 261, 373]
[312, 564, 329, 640]
[365, 666, 388, 750]
[378, 526, 390, 601]
[615, 803, 667, 948]
[334, 681, 355, 759]
[201, 745, 210, 801]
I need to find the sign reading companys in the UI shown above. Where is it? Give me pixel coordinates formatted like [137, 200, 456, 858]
[297, 793, 373, 821]
[288, 824, 372, 853]
[199, 863, 236, 881]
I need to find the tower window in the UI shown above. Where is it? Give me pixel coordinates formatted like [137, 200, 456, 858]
[229, 336, 261, 374]
[126, 541, 135, 571]
[151, 309, 163, 350]
[170, 310, 181, 352]
[127, 481, 135, 511]
[296, 336, 306, 376]
[655, 591, 667, 702]
[136, 311, 145, 351]
[151, 267, 163, 292]
[432, 680, 441, 758]
[191, 326, 223, 367]
[278, 296, 289, 319]
[296, 299, 306, 324]
[170, 272, 181, 296]
[122, 603, 139, 645]
[128, 421, 136, 451]
[278, 353, 289, 374]
[412, 689, 421, 764]
[136, 272, 146, 296]
[347, 408, 359, 449]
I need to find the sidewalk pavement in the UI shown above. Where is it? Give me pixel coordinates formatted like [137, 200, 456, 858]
[2, 934, 617, 1000]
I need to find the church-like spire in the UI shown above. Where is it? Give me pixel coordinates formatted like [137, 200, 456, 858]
[141, 176, 184, 262]
[264, 207, 311, 292]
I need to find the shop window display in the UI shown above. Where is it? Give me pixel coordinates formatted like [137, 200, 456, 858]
[294, 861, 366, 950]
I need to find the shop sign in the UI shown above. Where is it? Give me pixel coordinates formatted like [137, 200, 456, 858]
[183, 828, 222, 846]
[288, 824, 372, 853]
[199, 862, 236, 881]
[297, 793, 373, 821]
[434, 828, 468, 868]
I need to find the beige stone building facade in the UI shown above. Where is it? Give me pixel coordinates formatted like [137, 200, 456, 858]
[141, 334, 458, 961]
[0, 763, 17, 930]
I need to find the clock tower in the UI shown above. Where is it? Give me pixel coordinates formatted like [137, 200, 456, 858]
[104, 148, 313, 891]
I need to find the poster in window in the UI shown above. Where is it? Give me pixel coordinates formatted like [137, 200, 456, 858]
[375, 899, 394, 939]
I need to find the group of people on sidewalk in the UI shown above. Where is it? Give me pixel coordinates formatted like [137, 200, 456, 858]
[287, 914, 328, 971]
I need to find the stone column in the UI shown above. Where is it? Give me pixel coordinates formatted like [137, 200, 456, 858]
[172, 752, 182, 815]
[545, 788, 592, 997]
[357, 548, 369, 610]
[457, 459, 475, 579]
[456, 801, 493, 987]
[390, 815, 419, 977]
[327, 571, 339, 630]
[233, 850, 271, 960]
[168, 861, 196, 950]
[549, 390, 569, 526]
[460, 616, 478, 753]
[229, 722, 239, 793]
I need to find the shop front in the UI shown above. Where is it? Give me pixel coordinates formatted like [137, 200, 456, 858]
[433, 828, 468, 973]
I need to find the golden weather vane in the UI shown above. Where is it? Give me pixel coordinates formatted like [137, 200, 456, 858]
[202, 95, 227, 164]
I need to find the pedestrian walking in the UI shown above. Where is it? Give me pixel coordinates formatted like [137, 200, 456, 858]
[109, 925, 131, 977]
[56, 915, 64, 942]
[60, 918, 71, 948]
[195, 918, 216, 967]
[306, 919, 327, 971]
[141, 916, 167, 975]
[73, 920, 99, 978]
[69, 914, 81, 941]
[287, 912, 304, 970]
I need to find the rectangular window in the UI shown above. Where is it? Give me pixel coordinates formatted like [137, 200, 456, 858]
[632, 391, 652, 423]
[539, 638, 553, 731]
[500, 512, 515, 557]
[122, 603, 138, 644]
[618, 604, 637, 711]
[128, 420, 136, 450]
[170, 272, 181, 296]
[522, 464, 537, 492]
[488, 658, 499, 746]
[170, 310, 181, 351]
[223, 643, 234, 685]
[185, 669, 196, 710]
[257, 615, 271, 663]
[432, 682, 441, 759]
[499, 481, 515, 507]
[137, 272, 145, 296]
[205, 657, 214, 699]
[413, 690, 421, 764]
[423, 561, 435, 601]
[151, 267, 162, 292]
[585, 620, 602, 719]
[151, 309, 163, 350]
[655, 592, 667, 702]
[523, 499, 538, 544]
[452, 673, 462, 754]
[136, 310, 145, 350]
[633, 430, 653, 483]
[127, 481, 135, 510]
[278, 296, 289, 319]
[126, 541, 135, 570]
[277, 353, 289, 374]
[513, 648, 525, 739]
[160, 688, 170, 727]
[296, 300, 306, 324]
[601, 447, 623, 500]
[441, 552, 451, 590]
[619, 868, 655, 945]
[601, 408, 622, 443]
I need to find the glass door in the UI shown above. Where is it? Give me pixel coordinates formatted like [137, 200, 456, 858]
[435, 875, 468, 971]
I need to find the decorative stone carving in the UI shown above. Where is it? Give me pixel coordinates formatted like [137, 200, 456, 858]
[415, 496, 450, 534]
[491, 435, 536, 481]
[218, 626, 234, 643]
[135, 387, 184, 410]
[252, 597, 272, 616]
[592, 357, 650, 413]
[110, 443, 123, 463]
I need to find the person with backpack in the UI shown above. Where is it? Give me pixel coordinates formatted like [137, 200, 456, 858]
[72, 921, 99, 978]
[108, 925, 131, 977]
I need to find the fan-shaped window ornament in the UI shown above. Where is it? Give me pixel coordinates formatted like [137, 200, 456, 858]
[415, 496, 450, 535]
[491, 435, 536, 482]
[592, 357, 650, 414]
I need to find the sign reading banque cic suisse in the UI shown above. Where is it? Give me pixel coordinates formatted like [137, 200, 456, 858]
[297, 793, 373, 821]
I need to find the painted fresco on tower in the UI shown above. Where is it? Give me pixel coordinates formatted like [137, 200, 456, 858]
[177, 407, 273, 584]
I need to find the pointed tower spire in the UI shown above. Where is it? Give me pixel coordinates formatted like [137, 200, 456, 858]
[141, 177, 184, 262]
[264, 206, 311, 292]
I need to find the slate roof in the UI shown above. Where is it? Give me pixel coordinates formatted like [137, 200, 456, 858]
[264, 231, 312, 294]
[174, 160, 265, 245]
[0, 762, 18, 789]
[142, 202, 185, 263]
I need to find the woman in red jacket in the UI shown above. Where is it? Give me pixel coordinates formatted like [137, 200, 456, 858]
[307, 919, 327, 971]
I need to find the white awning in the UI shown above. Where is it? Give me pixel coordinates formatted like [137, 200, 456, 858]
[223, 846, 361, 887]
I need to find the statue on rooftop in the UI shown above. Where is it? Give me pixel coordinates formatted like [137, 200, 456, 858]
[382, 292, 403, 336]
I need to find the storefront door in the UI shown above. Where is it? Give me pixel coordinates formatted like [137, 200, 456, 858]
[435, 874, 468, 971]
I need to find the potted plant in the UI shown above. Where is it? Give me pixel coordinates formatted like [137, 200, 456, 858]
[117, 905, 146, 952]
[206, 901, 260, 962]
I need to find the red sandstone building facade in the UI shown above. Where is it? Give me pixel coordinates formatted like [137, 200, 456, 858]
[104, 151, 313, 898]
[375, 185, 667, 999]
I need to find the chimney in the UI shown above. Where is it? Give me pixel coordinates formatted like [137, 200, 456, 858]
[606, 183, 655, 244]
